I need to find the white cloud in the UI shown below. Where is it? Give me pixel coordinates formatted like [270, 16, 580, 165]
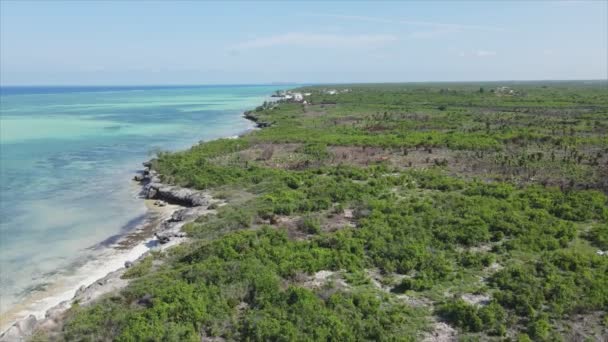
[231, 32, 398, 50]
[475, 50, 497, 57]
[458, 50, 497, 58]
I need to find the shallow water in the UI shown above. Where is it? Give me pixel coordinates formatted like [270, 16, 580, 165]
[0, 85, 284, 325]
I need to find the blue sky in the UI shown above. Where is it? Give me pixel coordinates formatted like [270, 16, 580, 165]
[1, 1, 606, 85]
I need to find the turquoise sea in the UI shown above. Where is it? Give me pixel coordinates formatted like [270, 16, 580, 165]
[0, 85, 284, 326]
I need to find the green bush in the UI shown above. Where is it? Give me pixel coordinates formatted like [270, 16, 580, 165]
[121, 256, 153, 279]
[298, 215, 321, 234]
[437, 299, 506, 334]
[586, 223, 608, 249]
[298, 142, 330, 161]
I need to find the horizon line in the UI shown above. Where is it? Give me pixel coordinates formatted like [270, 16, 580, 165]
[1, 79, 607, 88]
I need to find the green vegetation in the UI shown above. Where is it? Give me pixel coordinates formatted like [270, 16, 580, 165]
[42, 82, 608, 341]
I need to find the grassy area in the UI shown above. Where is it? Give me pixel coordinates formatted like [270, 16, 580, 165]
[41, 82, 608, 341]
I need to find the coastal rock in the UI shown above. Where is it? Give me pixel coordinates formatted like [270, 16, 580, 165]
[0, 315, 37, 342]
[160, 219, 178, 231]
[72, 270, 128, 306]
[133, 174, 144, 182]
[155, 233, 170, 244]
[144, 183, 210, 207]
[170, 206, 212, 223]
[45, 302, 69, 321]
[75, 285, 87, 297]
[243, 112, 259, 122]
[243, 110, 275, 128]
[170, 209, 188, 222]
[35, 318, 58, 332]
[142, 161, 152, 168]
[145, 185, 158, 199]
[125, 261, 134, 268]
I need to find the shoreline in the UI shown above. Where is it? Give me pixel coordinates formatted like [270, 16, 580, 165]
[0, 104, 266, 340]
[0, 164, 223, 341]
[0, 202, 173, 329]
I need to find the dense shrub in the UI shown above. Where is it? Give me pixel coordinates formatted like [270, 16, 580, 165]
[586, 223, 608, 249]
[437, 299, 506, 334]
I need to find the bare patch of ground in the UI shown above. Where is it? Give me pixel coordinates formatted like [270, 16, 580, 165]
[327, 145, 466, 171]
[396, 294, 433, 308]
[328, 144, 608, 191]
[301, 106, 329, 118]
[422, 321, 458, 342]
[273, 215, 309, 240]
[485, 262, 503, 273]
[365, 268, 405, 293]
[557, 311, 608, 341]
[456, 243, 494, 254]
[207, 143, 305, 169]
[214, 139, 608, 191]
[461, 293, 491, 307]
[298, 270, 349, 292]
[271, 207, 357, 240]
[329, 146, 391, 166]
[323, 210, 355, 232]
[330, 115, 362, 126]
[365, 269, 435, 307]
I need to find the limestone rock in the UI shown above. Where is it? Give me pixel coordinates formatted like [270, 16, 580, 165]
[0, 315, 37, 342]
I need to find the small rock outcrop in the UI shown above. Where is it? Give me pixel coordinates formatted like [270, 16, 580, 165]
[243, 111, 273, 128]
[144, 183, 211, 207]
[256, 121, 272, 128]
[154, 233, 171, 244]
[0, 315, 37, 342]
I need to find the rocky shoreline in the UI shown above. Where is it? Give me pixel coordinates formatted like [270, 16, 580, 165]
[0, 106, 266, 341]
[243, 110, 273, 128]
[0, 163, 222, 342]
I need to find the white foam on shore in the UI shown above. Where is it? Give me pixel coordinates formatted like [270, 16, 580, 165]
[0, 206, 177, 333]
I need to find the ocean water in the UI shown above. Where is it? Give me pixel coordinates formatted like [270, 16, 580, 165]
[0, 85, 284, 327]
